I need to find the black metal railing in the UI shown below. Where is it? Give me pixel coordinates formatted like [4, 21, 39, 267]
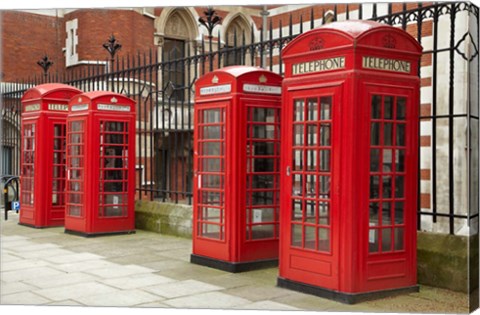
[1, 2, 478, 235]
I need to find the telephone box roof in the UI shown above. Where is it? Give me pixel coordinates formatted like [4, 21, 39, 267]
[21, 83, 82, 101]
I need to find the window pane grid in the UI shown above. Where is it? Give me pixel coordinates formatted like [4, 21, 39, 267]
[290, 96, 333, 253]
[21, 123, 36, 206]
[246, 106, 280, 241]
[369, 95, 407, 254]
[98, 121, 129, 218]
[197, 108, 226, 241]
[66, 121, 84, 217]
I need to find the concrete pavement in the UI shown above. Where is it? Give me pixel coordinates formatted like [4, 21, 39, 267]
[0, 211, 472, 314]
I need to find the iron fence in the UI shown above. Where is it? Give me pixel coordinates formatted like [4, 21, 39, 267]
[1, 2, 478, 235]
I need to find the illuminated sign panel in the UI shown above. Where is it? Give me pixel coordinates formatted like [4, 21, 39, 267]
[292, 57, 345, 75]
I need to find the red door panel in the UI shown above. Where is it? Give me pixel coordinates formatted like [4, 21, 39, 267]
[280, 85, 343, 290]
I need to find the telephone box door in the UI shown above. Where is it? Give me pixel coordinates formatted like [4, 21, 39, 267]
[280, 85, 342, 291]
[361, 83, 418, 291]
[193, 103, 230, 261]
[49, 119, 67, 224]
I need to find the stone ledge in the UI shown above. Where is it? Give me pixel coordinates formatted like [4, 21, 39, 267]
[135, 200, 192, 238]
[417, 231, 478, 294]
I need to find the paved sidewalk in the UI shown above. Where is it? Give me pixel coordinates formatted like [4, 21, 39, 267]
[0, 211, 471, 314]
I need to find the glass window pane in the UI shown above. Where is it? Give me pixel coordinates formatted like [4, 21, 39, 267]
[307, 124, 318, 146]
[396, 124, 406, 146]
[384, 96, 394, 119]
[319, 202, 329, 225]
[369, 202, 379, 226]
[371, 95, 381, 119]
[252, 158, 275, 172]
[395, 201, 404, 224]
[203, 109, 222, 123]
[292, 174, 303, 196]
[382, 228, 392, 252]
[382, 202, 392, 225]
[252, 108, 275, 122]
[394, 228, 404, 250]
[293, 150, 303, 171]
[201, 223, 221, 239]
[307, 98, 318, 121]
[251, 191, 274, 205]
[384, 123, 393, 146]
[319, 176, 330, 197]
[252, 224, 275, 239]
[252, 142, 275, 156]
[201, 192, 223, 206]
[201, 175, 222, 188]
[202, 207, 221, 222]
[396, 150, 405, 172]
[251, 174, 275, 189]
[371, 122, 381, 145]
[320, 96, 332, 120]
[306, 150, 317, 171]
[202, 142, 222, 156]
[396, 97, 407, 120]
[318, 228, 330, 252]
[395, 176, 405, 198]
[202, 158, 222, 172]
[203, 126, 222, 139]
[293, 124, 304, 146]
[319, 150, 330, 172]
[305, 226, 316, 249]
[369, 229, 379, 253]
[294, 99, 305, 122]
[370, 176, 380, 198]
[251, 207, 275, 222]
[306, 175, 317, 198]
[292, 199, 303, 221]
[291, 224, 302, 247]
[305, 200, 316, 223]
[320, 124, 330, 146]
[370, 149, 380, 172]
[383, 176, 392, 198]
[383, 149, 393, 172]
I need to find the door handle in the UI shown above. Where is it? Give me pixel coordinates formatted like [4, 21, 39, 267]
[286, 166, 291, 176]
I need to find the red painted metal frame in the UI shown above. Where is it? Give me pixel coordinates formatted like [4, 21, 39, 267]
[192, 66, 283, 270]
[64, 91, 136, 236]
[19, 83, 82, 228]
[278, 21, 422, 298]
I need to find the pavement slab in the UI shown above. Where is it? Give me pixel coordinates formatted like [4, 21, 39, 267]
[33, 281, 120, 301]
[162, 291, 251, 309]
[143, 279, 223, 299]
[74, 289, 163, 307]
[98, 273, 176, 290]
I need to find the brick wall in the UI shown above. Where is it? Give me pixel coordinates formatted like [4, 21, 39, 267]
[1, 11, 64, 81]
[64, 9, 155, 66]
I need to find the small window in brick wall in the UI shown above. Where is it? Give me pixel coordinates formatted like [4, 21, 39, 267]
[65, 19, 79, 67]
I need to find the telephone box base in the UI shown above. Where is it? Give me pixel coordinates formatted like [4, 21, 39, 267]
[18, 222, 63, 229]
[277, 278, 419, 304]
[64, 229, 136, 238]
[190, 254, 278, 273]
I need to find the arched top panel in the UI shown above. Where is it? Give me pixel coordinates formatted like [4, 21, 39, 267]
[282, 20, 422, 58]
[22, 83, 82, 102]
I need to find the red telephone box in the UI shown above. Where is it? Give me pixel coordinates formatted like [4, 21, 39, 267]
[191, 66, 283, 272]
[19, 83, 82, 228]
[64, 91, 136, 236]
[277, 21, 422, 303]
